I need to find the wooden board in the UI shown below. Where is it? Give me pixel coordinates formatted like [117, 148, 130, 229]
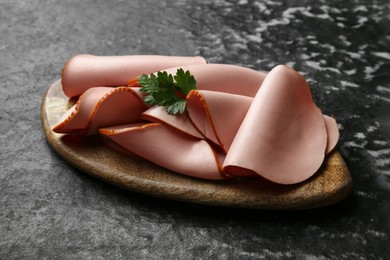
[41, 80, 352, 209]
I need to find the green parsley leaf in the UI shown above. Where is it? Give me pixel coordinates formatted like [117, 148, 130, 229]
[156, 71, 174, 88]
[143, 94, 157, 106]
[137, 69, 197, 115]
[166, 99, 187, 115]
[138, 74, 159, 94]
[174, 68, 196, 95]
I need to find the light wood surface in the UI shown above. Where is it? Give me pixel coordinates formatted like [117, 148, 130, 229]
[41, 80, 352, 209]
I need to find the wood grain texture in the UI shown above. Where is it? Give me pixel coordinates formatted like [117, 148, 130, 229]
[41, 80, 352, 209]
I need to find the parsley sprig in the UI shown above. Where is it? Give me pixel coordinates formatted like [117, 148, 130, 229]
[137, 68, 196, 115]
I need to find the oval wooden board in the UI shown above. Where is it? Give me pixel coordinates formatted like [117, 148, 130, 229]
[41, 80, 352, 209]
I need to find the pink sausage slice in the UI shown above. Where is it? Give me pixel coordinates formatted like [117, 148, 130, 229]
[186, 90, 253, 153]
[53, 87, 147, 135]
[223, 65, 328, 184]
[142, 106, 204, 139]
[62, 54, 207, 97]
[99, 123, 226, 180]
[186, 90, 339, 156]
[162, 64, 267, 97]
[323, 115, 339, 153]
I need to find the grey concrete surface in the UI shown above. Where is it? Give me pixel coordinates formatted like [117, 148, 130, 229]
[1, 0, 389, 259]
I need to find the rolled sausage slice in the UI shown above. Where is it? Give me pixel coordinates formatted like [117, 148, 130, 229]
[99, 123, 226, 180]
[62, 55, 207, 97]
[223, 65, 328, 184]
[161, 64, 267, 97]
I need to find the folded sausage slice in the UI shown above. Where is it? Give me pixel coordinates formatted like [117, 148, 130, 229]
[186, 90, 339, 156]
[323, 115, 339, 153]
[142, 106, 204, 139]
[62, 55, 207, 97]
[223, 65, 328, 184]
[99, 123, 225, 180]
[186, 90, 253, 153]
[53, 87, 147, 135]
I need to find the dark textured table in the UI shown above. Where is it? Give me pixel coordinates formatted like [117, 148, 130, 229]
[1, 0, 389, 259]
